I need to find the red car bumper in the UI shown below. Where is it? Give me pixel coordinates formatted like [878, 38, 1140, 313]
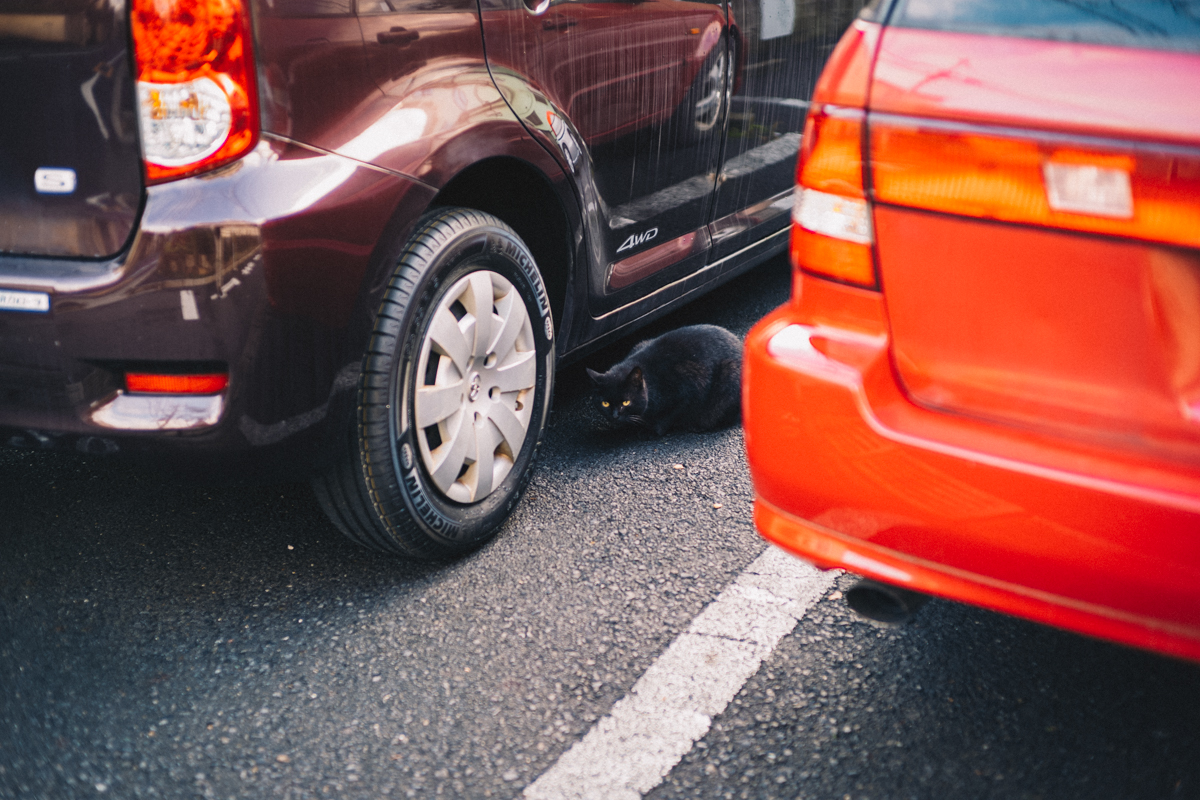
[744, 273, 1200, 663]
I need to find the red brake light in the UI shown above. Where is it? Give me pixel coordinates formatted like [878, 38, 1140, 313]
[125, 373, 229, 394]
[791, 108, 876, 287]
[130, 0, 259, 184]
[870, 119, 1200, 249]
[799, 111, 866, 197]
[790, 21, 881, 290]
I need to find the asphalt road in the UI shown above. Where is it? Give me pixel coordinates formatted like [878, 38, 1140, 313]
[3, 253, 1199, 800]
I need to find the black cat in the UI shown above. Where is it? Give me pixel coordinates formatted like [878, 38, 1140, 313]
[586, 324, 743, 435]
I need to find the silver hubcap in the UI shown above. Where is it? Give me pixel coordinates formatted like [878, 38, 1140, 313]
[693, 51, 727, 131]
[412, 270, 537, 504]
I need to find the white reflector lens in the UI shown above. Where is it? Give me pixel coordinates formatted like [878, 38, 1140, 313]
[137, 77, 232, 167]
[794, 187, 874, 245]
[1043, 162, 1133, 219]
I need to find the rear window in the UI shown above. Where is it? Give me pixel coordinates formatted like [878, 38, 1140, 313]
[892, 0, 1200, 53]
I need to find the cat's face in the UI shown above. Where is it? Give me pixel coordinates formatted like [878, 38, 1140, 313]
[587, 366, 648, 426]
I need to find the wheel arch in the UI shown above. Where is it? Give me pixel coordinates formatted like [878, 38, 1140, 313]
[310, 86, 586, 468]
[429, 155, 573, 334]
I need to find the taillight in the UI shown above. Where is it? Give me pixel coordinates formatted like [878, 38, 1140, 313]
[130, 0, 259, 184]
[790, 20, 882, 289]
[126, 373, 229, 394]
[869, 119, 1200, 249]
[792, 109, 875, 287]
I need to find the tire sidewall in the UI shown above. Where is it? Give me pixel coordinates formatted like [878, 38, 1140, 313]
[383, 214, 554, 551]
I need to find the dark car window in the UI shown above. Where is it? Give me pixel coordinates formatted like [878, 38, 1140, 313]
[893, 0, 1200, 53]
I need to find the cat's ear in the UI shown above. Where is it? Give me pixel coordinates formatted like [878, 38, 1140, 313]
[586, 367, 603, 385]
[627, 366, 644, 387]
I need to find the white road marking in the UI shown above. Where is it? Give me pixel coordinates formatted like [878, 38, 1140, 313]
[523, 547, 837, 800]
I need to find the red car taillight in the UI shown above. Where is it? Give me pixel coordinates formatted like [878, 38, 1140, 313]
[869, 121, 1200, 250]
[130, 0, 259, 184]
[792, 109, 874, 286]
[795, 19, 1200, 289]
[790, 21, 881, 289]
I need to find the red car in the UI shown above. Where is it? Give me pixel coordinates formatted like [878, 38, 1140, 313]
[744, 0, 1200, 662]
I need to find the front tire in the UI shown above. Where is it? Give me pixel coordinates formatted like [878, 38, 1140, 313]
[314, 208, 555, 558]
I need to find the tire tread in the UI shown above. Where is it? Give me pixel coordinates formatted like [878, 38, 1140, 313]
[311, 207, 549, 558]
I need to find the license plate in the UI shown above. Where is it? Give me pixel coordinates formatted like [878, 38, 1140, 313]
[0, 290, 51, 313]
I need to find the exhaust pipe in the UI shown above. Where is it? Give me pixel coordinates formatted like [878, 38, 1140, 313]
[845, 579, 930, 625]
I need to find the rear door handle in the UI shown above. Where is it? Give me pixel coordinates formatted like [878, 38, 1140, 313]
[377, 27, 419, 45]
[542, 17, 577, 31]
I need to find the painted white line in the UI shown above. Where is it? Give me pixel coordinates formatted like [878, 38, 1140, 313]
[523, 547, 837, 800]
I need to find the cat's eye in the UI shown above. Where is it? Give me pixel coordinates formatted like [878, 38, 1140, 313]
[601, 400, 609, 407]
[621, 400, 631, 406]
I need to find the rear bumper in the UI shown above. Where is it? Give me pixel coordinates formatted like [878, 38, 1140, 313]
[0, 138, 434, 463]
[743, 274, 1200, 663]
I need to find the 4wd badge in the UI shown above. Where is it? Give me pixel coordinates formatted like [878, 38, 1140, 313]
[617, 228, 659, 253]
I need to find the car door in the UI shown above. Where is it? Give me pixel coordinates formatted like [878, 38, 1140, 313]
[482, 0, 728, 313]
[357, 0, 485, 95]
[708, 0, 865, 260]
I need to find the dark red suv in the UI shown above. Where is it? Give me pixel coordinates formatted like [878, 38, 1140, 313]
[0, 0, 862, 556]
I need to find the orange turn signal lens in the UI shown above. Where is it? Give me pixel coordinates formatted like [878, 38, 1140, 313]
[125, 373, 229, 394]
[870, 118, 1200, 249]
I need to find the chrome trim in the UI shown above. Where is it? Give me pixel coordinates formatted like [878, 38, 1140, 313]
[709, 188, 794, 244]
[592, 226, 788, 322]
[89, 392, 224, 430]
[0, 256, 123, 294]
